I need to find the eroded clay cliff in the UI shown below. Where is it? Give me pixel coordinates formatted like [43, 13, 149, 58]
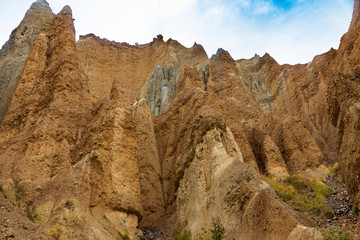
[0, 0, 54, 122]
[1, 0, 360, 239]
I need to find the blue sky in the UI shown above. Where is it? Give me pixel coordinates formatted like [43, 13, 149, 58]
[273, 0, 294, 9]
[0, 0, 354, 64]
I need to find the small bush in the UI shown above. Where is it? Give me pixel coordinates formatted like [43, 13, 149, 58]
[319, 226, 353, 240]
[117, 229, 131, 240]
[210, 217, 225, 240]
[26, 206, 42, 222]
[14, 180, 26, 202]
[340, 180, 346, 187]
[48, 225, 63, 240]
[329, 163, 339, 177]
[265, 175, 334, 219]
[173, 224, 192, 240]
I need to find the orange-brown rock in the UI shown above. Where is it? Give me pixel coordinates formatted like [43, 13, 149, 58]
[2, 0, 360, 239]
[0, 0, 54, 122]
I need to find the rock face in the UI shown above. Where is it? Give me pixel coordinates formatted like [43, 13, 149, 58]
[330, 0, 360, 205]
[0, 0, 54, 123]
[147, 65, 177, 115]
[1, 0, 360, 239]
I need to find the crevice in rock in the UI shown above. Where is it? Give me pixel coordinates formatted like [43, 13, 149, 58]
[196, 63, 209, 91]
[146, 65, 178, 115]
[248, 129, 267, 175]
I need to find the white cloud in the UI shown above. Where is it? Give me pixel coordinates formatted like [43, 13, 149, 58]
[252, 1, 274, 15]
[237, 0, 251, 7]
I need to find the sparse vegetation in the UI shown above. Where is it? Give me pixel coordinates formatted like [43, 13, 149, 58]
[26, 206, 42, 222]
[318, 226, 353, 240]
[175, 218, 225, 240]
[264, 175, 334, 219]
[340, 180, 346, 187]
[329, 163, 339, 177]
[117, 229, 131, 240]
[209, 217, 225, 240]
[173, 223, 192, 240]
[48, 225, 64, 240]
[14, 180, 26, 202]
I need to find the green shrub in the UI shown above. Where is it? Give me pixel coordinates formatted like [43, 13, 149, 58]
[264, 175, 334, 219]
[26, 206, 42, 222]
[352, 205, 359, 216]
[318, 227, 353, 240]
[210, 217, 225, 240]
[14, 180, 26, 202]
[173, 224, 192, 240]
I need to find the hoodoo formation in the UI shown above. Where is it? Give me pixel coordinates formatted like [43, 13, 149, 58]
[1, 0, 360, 239]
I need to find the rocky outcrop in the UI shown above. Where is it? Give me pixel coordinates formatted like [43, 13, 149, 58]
[240, 190, 315, 240]
[325, 0, 360, 204]
[259, 113, 324, 174]
[146, 65, 178, 115]
[175, 109, 310, 239]
[145, 40, 208, 115]
[248, 127, 289, 179]
[286, 225, 322, 240]
[0, 0, 54, 123]
[77, 34, 208, 114]
[152, 72, 318, 239]
[236, 51, 338, 164]
[132, 98, 165, 225]
[77, 34, 168, 102]
[0, 4, 94, 182]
